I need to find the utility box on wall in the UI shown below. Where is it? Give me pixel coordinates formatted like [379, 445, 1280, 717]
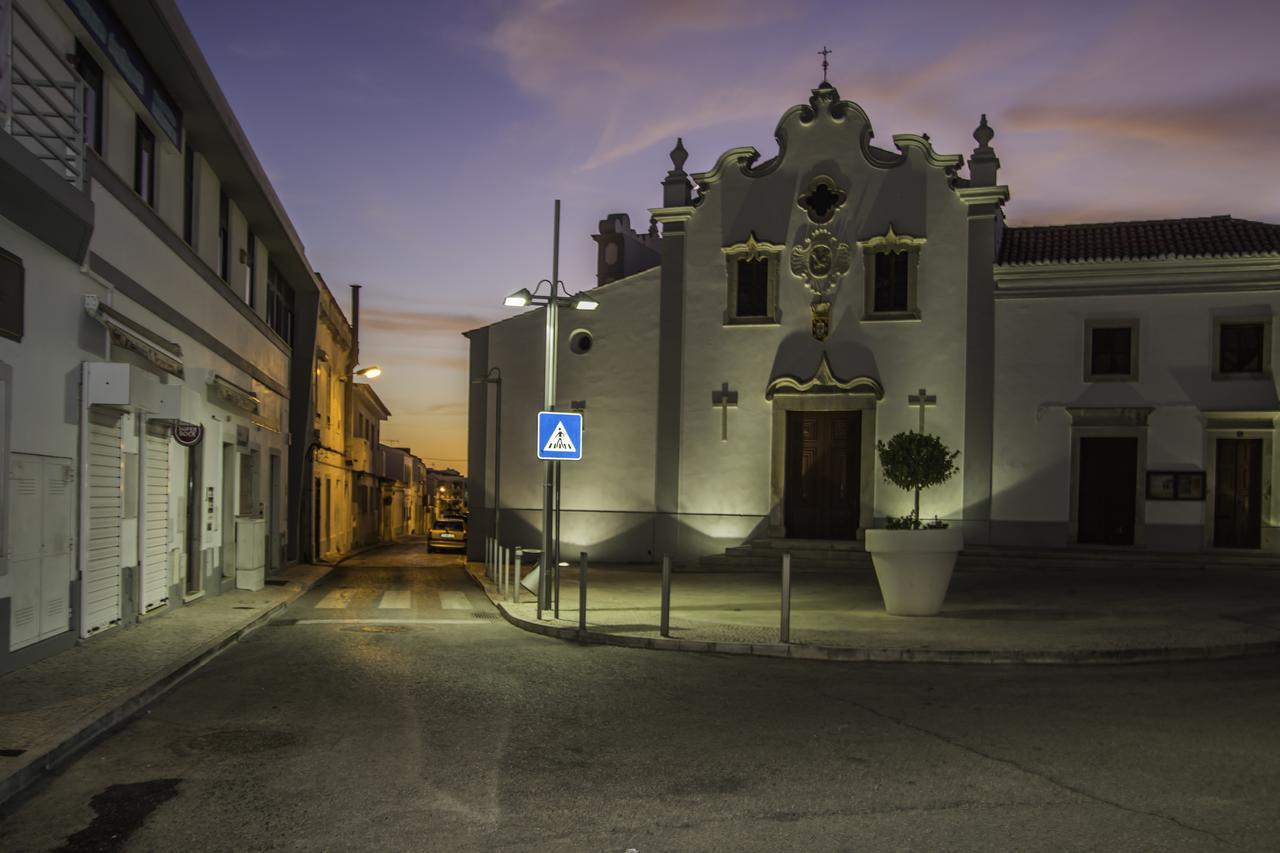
[234, 517, 266, 590]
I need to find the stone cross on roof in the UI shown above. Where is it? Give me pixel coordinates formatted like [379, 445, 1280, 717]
[818, 46, 832, 84]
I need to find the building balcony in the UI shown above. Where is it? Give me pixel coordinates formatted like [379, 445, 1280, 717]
[3, 2, 86, 186]
[0, 1, 93, 262]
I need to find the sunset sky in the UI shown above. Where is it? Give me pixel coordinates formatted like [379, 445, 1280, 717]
[174, 0, 1280, 474]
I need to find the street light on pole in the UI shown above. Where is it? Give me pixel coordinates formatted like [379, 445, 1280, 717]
[502, 199, 596, 610]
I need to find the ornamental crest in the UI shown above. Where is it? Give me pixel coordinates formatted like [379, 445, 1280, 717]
[789, 228, 851, 297]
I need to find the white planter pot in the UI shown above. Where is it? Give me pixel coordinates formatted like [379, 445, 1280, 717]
[864, 527, 964, 616]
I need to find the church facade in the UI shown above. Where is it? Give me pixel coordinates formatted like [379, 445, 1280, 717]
[465, 81, 1280, 563]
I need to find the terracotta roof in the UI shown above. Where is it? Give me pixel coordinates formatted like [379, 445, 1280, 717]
[997, 216, 1280, 265]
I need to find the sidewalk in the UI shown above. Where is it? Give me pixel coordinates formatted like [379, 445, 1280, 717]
[467, 558, 1280, 665]
[0, 562, 330, 808]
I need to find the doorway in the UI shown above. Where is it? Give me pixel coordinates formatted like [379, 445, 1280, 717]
[784, 410, 861, 539]
[221, 443, 235, 580]
[1076, 436, 1137, 545]
[185, 443, 203, 596]
[1214, 438, 1262, 549]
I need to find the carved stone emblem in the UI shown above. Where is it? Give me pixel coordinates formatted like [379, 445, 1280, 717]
[790, 228, 851, 297]
[810, 299, 832, 342]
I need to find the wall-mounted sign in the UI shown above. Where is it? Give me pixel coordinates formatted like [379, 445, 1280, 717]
[1146, 471, 1205, 501]
[236, 425, 250, 448]
[173, 421, 204, 447]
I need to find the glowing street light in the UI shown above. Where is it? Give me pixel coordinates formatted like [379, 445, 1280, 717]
[354, 365, 382, 379]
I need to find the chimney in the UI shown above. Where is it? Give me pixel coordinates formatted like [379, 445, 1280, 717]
[350, 283, 362, 365]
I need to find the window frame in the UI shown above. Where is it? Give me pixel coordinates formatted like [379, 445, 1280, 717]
[218, 191, 230, 282]
[245, 228, 258, 308]
[183, 144, 197, 246]
[133, 117, 156, 207]
[1084, 319, 1140, 382]
[1213, 316, 1272, 381]
[857, 224, 925, 322]
[721, 232, 784, 326]
[74, 42, 104, 155]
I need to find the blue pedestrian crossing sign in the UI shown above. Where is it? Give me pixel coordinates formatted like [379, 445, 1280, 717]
[537, 411, 583, 461]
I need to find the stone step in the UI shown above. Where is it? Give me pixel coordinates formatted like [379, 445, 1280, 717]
[725, 545, 867, 561]
[957, 549, 1277, 572]
[743, 538, 866, 552]
[698, 553, 872, 573]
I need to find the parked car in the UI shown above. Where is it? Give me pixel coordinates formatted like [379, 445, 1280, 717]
[427, 517, 467, 553]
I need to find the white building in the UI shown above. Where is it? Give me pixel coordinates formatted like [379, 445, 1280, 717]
[0, 0, 321, 672]
[466, 80, 1280, 564]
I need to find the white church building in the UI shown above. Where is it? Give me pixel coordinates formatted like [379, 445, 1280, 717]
[465, 79, 1280, 564]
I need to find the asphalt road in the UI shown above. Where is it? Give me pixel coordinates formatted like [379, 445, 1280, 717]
[2, 541, 1278, 852]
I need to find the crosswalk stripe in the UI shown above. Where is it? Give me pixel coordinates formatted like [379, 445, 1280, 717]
[315, 589, 357, 609]
[378, 590, 412, 610]
[439, 591, 471, 610]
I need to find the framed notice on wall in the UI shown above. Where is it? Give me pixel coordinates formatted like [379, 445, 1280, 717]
[1146, 471, 1205, 501]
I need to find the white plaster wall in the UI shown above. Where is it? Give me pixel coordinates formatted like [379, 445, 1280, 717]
[0, 217, 105, 459]
[993, 285, 1280, 534]
[484, 268, 662, 559]
[89, 187, 289, 392]
[677, 110, 973, 532]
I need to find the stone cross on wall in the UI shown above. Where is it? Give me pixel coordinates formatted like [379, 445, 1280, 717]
[712, 383, 738, 442]
[908, 387, 936, 433]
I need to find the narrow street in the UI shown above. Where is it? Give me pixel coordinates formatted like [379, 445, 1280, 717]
[2, 542, 1278, 853]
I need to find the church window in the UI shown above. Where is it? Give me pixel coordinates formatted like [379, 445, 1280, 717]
[872, 252, 910, 313]
[797, 175, 847, 225]
[722, 232, 783, 325]
[857, 224, 925, 321]
[1085, 320, 1138, 382]
[1215, 319, 1270, 378]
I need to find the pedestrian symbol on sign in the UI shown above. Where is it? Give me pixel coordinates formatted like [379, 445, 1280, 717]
[542, 421, 576, 454]
[536, 411, 583, 461]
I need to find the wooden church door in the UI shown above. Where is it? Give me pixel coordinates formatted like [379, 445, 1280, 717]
[1076, 436, 1138, 545]
[1214, 438, 1262, 549]
[784, 411, 860, 539]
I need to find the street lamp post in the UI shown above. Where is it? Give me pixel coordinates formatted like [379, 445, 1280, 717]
[503, 199, 597, 611]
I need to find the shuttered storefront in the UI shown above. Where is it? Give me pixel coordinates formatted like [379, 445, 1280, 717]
[83, 410, 123, 637]
[140, 427, 170, 613]
[7, 455, 74, 650]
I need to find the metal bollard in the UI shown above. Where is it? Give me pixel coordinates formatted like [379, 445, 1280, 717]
[660, 555, 671, 638]
[578, 551, 588, 631]
[513, 547, 522, 604]
[498, 547, 506, 596]
[780, 553, 792, 644]
[553, 559, 560, 620]
[487, 538, 493, 580]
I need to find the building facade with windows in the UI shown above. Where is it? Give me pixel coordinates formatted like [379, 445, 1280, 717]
[466, 80, 1280, 563]
[306, 278, 355, 563]
[0, 0, 320, 672]
[351, 383, 390, 549]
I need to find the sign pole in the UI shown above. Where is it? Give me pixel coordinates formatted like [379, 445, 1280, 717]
[540, 200, 560, 612]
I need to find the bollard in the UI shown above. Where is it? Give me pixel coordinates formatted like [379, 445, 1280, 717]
[514, 547, 523, 604]
[487, 538, 493, 580]
[780, 553, 792, 644]
[553, 560, 561, 620]
[536, 553, 544, 621]
[660, 555, 671, 638]
[498, 547, 506, 596]
[578, 551, 588, 631]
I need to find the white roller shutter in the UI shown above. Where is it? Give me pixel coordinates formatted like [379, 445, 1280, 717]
[83, 411, 123, 637]
[141, 429, 170, 613]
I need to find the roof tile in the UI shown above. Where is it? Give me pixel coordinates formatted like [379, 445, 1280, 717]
[997, 216, 1280, 265]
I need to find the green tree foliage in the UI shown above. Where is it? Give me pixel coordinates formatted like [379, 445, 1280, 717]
[876, 431, 959, 529]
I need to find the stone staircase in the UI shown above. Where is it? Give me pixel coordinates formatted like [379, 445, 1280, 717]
[697, 538, 1278, 573]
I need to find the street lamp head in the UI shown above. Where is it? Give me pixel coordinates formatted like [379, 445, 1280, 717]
[355, 365, 382, 379]
[572, 294, 599, 311]
[504, 287, 533, 308]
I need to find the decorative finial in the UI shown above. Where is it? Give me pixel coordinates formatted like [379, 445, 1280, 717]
[973, 113, 994, 149]
[669, 137, 688, 173]
[818, 46, 832, 84]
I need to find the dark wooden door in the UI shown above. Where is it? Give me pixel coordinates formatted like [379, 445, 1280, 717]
[1214, 438, 1262, 549]
[784, 411, 860, 539]
[1077, 437, 1137, 545]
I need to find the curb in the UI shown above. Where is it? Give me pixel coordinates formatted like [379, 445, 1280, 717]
[463, 564, 1280, 666]
[0, 565, 333, 811]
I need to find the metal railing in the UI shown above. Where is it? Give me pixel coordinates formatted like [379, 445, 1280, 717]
[2, 2, 85, 185]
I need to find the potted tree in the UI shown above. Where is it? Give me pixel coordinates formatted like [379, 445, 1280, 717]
[864, 431, 962, 616]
